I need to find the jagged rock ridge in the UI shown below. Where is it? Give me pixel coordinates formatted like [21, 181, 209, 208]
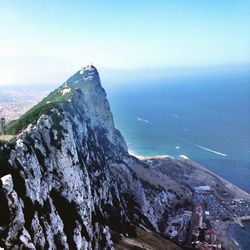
[0, 66, 182, 249]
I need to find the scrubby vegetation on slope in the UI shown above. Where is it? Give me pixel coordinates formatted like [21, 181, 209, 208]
[5, 66, 98, 135]
[5, 88, 76, 135]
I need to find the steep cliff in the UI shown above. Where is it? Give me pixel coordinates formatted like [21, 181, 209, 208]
[0, 66, 183, 249]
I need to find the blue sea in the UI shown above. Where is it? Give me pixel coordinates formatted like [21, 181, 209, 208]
[230, 221, 250, 250]
[104, 70, 250, 249]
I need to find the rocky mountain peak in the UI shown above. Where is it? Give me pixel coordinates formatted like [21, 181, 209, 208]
[0, 65, 184, 250]
[64, 64, 101, 91]
[1, 65, 249, 250]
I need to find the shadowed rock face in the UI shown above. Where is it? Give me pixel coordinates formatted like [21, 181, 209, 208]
[0, 66, 181, 250]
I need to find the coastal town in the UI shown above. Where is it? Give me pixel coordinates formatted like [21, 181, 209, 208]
[141, 156, 250, 250]
[165, 184, 250, 250]
[0, 89, 48, 122]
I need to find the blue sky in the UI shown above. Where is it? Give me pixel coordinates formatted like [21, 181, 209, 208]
[0, 0, 249, 85]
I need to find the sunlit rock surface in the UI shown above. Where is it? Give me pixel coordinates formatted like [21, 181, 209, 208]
[0, 66, 182, 249]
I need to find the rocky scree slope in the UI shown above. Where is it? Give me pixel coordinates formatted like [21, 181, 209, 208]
[0, 66, 183, 250]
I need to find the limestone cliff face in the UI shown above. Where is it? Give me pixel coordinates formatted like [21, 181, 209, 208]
[0, 66, 179, 249]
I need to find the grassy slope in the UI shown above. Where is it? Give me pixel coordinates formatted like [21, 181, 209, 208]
[5, 88, 76, 135]
[5, 67, 98, 135]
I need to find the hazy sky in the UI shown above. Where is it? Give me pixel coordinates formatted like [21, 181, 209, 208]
[0, 0, 249, 85]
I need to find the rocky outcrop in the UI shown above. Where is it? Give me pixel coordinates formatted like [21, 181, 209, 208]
[0, 66, 182, 249]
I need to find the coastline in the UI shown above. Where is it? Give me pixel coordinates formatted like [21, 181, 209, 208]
[234, 216, 250, 228]
[129, 150, 180, 161]
[129, 151, 250, 250]
[229, 219, 250, 250]
[128, 150, 173, 160]
[211, 220, 239, 250]
[214, 219, 250, 250]
[229, 224, 243, 250]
